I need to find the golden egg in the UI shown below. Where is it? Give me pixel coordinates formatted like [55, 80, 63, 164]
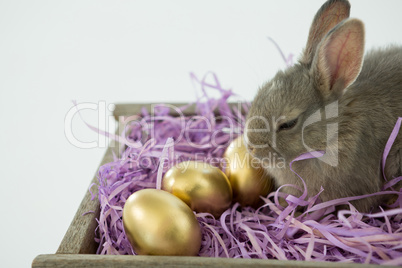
[222, 135, 274, 208]
[162, 161, 232, 218]
[122, 189, 201, 256]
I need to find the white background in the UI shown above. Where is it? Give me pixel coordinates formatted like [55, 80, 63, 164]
[0, 1, 401, 267]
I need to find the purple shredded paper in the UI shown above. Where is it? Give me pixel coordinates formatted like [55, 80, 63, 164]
[91, 72, 402, 265]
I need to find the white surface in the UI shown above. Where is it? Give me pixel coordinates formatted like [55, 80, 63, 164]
[0, 0, 401, 267]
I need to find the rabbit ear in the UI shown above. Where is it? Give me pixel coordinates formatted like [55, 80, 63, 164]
[301, 0, 350, 64]
[312, 18, 365, 99]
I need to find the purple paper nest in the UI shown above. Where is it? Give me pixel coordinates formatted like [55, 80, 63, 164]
[93, 73, 402, 265]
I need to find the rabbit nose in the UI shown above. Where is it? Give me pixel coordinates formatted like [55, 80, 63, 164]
[247, 145, 256, 155]
[249, 148, 258, 158]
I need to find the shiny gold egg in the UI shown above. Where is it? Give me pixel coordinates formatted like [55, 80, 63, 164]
[222, 135, 274, 208]
[162, 161, 232, 218]
[122, 189, 202, 256]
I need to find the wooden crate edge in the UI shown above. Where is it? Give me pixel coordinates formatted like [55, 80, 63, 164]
[32, 254, 383, 268]
[56, 139, 120, 254]
[112, 102, 249, 119]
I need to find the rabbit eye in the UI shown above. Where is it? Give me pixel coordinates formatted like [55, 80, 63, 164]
[279, 118, 298, 131]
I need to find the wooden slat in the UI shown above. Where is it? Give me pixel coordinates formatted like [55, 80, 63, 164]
[32, 254, 383, 268]
[56, 141, 120, 254]
[112, 102, 249, 119]
[113, 102, 190, 119]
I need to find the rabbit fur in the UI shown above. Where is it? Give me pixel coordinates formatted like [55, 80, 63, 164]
[245, 0, 402, 212]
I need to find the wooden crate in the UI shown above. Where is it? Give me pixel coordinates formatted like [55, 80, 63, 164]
[32, 103, 383, 268]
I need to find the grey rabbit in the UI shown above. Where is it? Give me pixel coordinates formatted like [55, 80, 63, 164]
[245, 0, 402, 212]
